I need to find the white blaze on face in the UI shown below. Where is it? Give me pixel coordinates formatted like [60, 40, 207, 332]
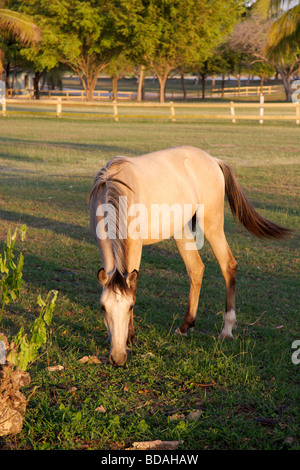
[97, 268, 138, 366]
[101, 288, 133, 366]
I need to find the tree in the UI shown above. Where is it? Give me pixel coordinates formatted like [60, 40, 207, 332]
[0, 8, 40, 44]
[104, 52, 134, 101]
[255, 0, 300, 57]
[229, 14, 300, 101]
[248, 60, 275, 93]
[21, 0, 125, 101]
[118, 0, 244, 103]
[0, 7, 40, 78]
[19, 26, 61, 99]
[202, 44, 237, 98]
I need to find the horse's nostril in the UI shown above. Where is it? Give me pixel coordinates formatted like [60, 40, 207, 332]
[109, 354, 116, 365]
[109, 353, 127, 366]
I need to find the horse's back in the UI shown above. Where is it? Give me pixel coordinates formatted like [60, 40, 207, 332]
[121, 146, 224, 207]
[131, 145, 216, 170]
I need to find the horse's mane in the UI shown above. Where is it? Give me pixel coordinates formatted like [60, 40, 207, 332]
[90, 157, 132, 276]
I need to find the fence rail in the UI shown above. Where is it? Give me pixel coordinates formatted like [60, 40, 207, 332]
[211, 84, 282, 97]
[6, 84, 283, 101]
[6, 88, 137, 100]
[1, 98, 299, 124]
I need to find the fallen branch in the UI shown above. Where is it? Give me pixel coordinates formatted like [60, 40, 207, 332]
[241, 311, 267, 326]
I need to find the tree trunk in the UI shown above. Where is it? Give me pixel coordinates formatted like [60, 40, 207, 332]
[221, 74, 225, 99]
[157, 74, 168, 103]
[211, 74, 216, 93]
[112, 75, 118, 101]
[260, 74, 264, 94]
[201, 73, 206, 99]
[200, 62, 208, 100]
[274, 63, 294, 102]
[137, 65, 145, 102]
[80, 73, 99, 101]
[0, 51, 3, 82]
[5, 61, 10, 98]
[33, 71, 41, 100]
[63, 59, 105, 102]
[282, 77, 292, 102]
[180, 70, 186, 101]
[279, 70, 292, 102]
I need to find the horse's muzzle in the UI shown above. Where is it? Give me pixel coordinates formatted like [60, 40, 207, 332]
[109, 351, 127, 366]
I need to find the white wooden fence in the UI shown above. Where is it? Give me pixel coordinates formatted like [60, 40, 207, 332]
[6, 88, 136, 100]
[1, 97, 299, 124]
[6, 84, 283, 101]
[211, 84, 282, 97]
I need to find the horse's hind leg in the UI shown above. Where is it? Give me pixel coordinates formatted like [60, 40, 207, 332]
[175, 236, 205, 335]
[205, 228, 238, 339]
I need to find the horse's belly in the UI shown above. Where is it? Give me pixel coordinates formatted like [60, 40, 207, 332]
[127, 201, 199, 244]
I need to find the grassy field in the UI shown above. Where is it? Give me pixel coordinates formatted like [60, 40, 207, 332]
[0, 116, 299, 450]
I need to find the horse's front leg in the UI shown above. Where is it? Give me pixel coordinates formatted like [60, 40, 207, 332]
[126, 238, 143, 345]
[127, 309, 135, 345]
[174, 237, 205, 335]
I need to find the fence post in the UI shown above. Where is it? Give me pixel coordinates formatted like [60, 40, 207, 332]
[296, 103, 300, 125]
[113, 101, 119, 122]
[230, 101, 236, 123]
[56, 98, 62, 118]
[170, 101, 176, 122]
[259, 94, 264, 125]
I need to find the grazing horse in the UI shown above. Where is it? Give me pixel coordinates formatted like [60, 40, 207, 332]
[89, 146, 290, 366]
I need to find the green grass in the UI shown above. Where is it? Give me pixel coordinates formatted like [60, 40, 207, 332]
[0, 116, 299, 450]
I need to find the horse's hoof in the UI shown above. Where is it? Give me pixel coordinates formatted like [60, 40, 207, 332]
[175, 328, 187, 336]
[219, 331, 234, 340]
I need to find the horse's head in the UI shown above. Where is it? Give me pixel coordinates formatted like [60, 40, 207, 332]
[97, 268, 138, 366]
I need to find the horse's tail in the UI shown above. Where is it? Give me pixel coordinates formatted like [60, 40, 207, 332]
[217, 159, 292, 239]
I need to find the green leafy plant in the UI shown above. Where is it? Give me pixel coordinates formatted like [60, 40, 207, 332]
[0, 225, 26, 323]
[8, 290, 58, 371]
[0, 225, 58, 371]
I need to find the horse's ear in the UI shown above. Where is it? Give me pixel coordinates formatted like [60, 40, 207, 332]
[97, 268, 109, 286]
[126, 269, 139, 289]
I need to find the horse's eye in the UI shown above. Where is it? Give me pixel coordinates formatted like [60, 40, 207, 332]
[129, 304, 134, 311]
[101, 305, 106, 313]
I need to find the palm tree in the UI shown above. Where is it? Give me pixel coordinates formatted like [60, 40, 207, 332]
[0, 9, 40, 44]
[0, 9, 41, 78]
[256, 0, 300, 57]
